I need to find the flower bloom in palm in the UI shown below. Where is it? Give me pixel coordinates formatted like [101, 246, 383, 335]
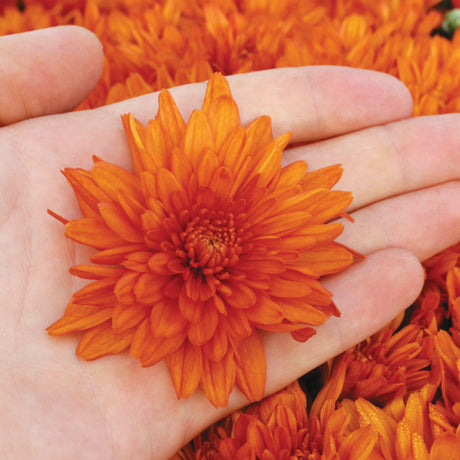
[48, 73, 355, 407]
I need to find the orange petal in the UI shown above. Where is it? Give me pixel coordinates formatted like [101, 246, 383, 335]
[90, 244, 147, 265]
[300, 164, 344, 190]
[187, 302, 219, 346]
[246, 419, 274, 455]
[117, 190, 145, 227]
[201, 72, 233, 113]
[145, 118, 170, 170]
[130, 318, 186, 367]
[273, 405, 297, 449]
[278, 161, 309, 187]
[253, 211, 310, 236]
[354, 398, 397, 456]
[112, 302, 150, 333]
[235, 330, 266, 402]
[156, 168, 187, 214]
[134, 272, 168, 304]
[65, 217, 128, 249]
[223, 308, 252, 339]
[91, 159, 143, 204]
[241, 116, 273, 159]
[72, 277, 118, 305]
[250, 140, 284, 188]
[337, 425, 377, 460]
[150, 298, 188, 337]
[201, 350, 236, 408]
[253, 322, 312, 333]
[148, 252, 175, 275]
[204, 95, 240, 152]
[121, 113, 149, 176]
[292, 244, 353, 277]
[166, 341, 202, 399]
[207, 165, 234, 198]
[62, 168, 111, 218]
[202, 321, 228, 362]
[98, 202, 145, 243]
[178, 287, 205, 323]
[244, 295, 284, 325]
[218, 126, 246, 172]
[140, 170, 157, 201]
[47, 303, 114, 335]
[183, 110, 214, 168]
[121, 251, 151, 273]
[278, 299, 329, 326]
[114, 272, 140, 304]
[225, 281, 257, 309]
[69, 264, 127, 280]
[237, 256, 285, 275]
[196, 148, 219, 188]
[268, 277, 312, 298]
[76, 322, 134, 360]
[306, 191, 353, 225]
[156, 89, 186, 147]
[430, 433, 460, 459]
[170, 147, 194, 190]
[290, 327, 316, 342]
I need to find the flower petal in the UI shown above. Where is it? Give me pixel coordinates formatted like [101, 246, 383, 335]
[278, 299, 329, 326]
[76, 322, 134, 360]
[130, 318, 186, 367]
[202, 321, 228, 362]
[166, 341, 202, 399]
[90, 244, 147, 265]
[201, 350, 236, 408]
[205, 95, 240, 152]
[91, 158, 143, 203]
[156, 89, 186, 147]
[69, 264, 127, 280]
[178, 287, 205, 323]
[112, 302, 150, 333]
[134, 273, 168, 304]
[65, 217, 128, 249]
[187, 302, 219, 346]
[235, 330, 266, 402]
[62, 167, 111, 218]
[47, 303, 114, 335]
[150, 298, 188, 338]
[98, 202, 145, 243]
[183, 109, 214, 168]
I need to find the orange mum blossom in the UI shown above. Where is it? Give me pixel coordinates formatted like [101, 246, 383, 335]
[188, 381, 311, 459]
[47, 72, 356, 408]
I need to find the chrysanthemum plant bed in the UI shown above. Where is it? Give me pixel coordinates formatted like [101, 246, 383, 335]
[48, 73, 356, 408]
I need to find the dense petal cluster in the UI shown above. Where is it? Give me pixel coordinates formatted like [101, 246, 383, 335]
[179, 378, 460, 459]
[47, 73, 354, 407]
[3, 1, 460, 115]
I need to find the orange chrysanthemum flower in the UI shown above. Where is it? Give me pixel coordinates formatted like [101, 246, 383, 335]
[48, 73, 354, 407]
[186, 381, 310, 459]
[325, 316, 432, 405]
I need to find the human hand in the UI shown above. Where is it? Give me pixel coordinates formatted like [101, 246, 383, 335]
[1, 26, 459, 459]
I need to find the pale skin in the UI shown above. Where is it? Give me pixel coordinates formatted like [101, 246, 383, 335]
[1, 26, 459, 459]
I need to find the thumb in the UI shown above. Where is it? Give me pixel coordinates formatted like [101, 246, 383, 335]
[0, 25, 103, 125]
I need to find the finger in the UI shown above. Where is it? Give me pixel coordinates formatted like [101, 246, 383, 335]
[262, 248, 425, 392]
[105, 66, 413, 142]
[284, 114, 460, 211]
[0, 26, 103, 125]
[19, 66, 413, 170]
[338, 181, 460, 261]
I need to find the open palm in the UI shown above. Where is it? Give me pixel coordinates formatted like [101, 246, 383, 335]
[1, 27, 459, 459]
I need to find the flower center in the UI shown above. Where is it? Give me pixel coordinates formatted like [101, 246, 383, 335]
[181, 208, 243, 276]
